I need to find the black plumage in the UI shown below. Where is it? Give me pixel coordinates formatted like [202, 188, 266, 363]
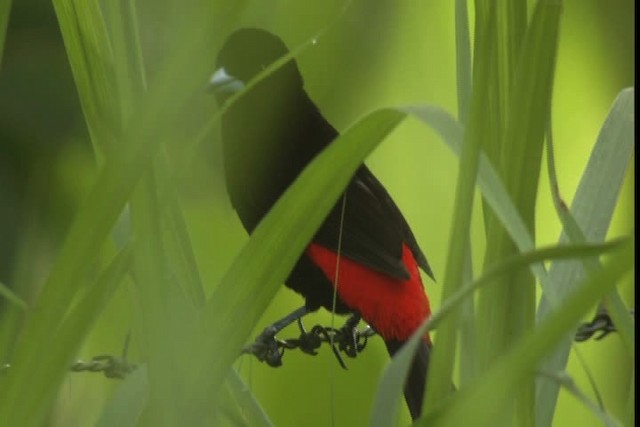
[214, 28, 432, 311]
[213, 28, 433, 419]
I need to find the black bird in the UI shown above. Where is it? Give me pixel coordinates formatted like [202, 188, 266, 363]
[212, 28, 434, 420]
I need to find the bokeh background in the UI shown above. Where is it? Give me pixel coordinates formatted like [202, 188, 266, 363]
[0, 1, 633, 426]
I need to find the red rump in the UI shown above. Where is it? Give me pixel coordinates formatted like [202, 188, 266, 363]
[306, 243, 431, 342]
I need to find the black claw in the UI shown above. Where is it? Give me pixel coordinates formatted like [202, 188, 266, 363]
[264, 346, 284, 368]
[290, 320, 322, 355]
[242, 329, 286, 367]
[70, 333, 137, 379]
[329, 341, 348, 370]
[242, 315, 378, 368]
[575, 313, 617, 342]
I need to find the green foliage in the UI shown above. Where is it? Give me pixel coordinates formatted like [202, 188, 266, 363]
[0, 0, 633, 426]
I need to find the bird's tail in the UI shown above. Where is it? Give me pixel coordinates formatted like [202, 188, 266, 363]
[385, 338, 431, 421]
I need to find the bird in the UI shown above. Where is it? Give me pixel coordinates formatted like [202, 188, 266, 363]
[211, 27, 435, 420]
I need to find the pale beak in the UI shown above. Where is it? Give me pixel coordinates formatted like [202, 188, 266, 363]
[209, 67, 245, 94]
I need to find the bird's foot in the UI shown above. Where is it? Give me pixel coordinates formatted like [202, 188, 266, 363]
[286, 320, 323, 356]
[242, 325, 292, 367]
[295, 315, 376, 369]
[70, 332, 137, 379]
[332, 315, 375, 359]
[575, 312, 617, 342]
[242, 313, 377, 369]
[242, 306, 310, 366]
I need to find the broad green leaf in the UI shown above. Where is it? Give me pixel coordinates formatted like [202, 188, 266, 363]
[51, 0, 119, 160]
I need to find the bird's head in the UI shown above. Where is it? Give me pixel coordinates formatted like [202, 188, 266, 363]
[210, 28, 303, 105]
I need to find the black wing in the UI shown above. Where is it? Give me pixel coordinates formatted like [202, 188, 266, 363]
[312, 165, 434, 281]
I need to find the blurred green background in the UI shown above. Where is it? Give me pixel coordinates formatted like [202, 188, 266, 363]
[0, 0, 633, 426]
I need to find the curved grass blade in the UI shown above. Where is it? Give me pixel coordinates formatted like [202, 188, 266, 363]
[536, 369, 622, 427]
[573, 347, 607, 413]
[536, 88, 635, 427]
[0, 282, 27, 311]
[453, 0, 475, 385]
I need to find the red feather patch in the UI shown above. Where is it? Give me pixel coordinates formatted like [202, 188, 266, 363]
[307, 243, 431, 342]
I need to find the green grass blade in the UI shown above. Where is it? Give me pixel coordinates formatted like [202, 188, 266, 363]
[535, 88, 635, 427]
[473, 2, 561, 422]
[51, 0, 119, 160]
[421, 67, 485, 409]
[416, 242, 634, 427]
[536, 370, 623, 427]
[1, 246, 131, 425]
[544, 89, 635, 354]
[412, 9, 498, 404]
[154, 154, 206, 307]
[226, 369, 274, 427]
[455, 0, 472, 124]
[0, 281, 27, 310]
[625, 371, 635, 427]
[102, 0, 147, 119]
[573, 347, 607, 411]
[100, 7, 189, 310]
[95, 366, 149, 427]
[0, 0, 10, 67]
[57, 246, 132, 352]
[453, 0, 476, 386]
[130, 172, 185, 426]
[371, 323, 425, 427]
[545, 91, 634, 354]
